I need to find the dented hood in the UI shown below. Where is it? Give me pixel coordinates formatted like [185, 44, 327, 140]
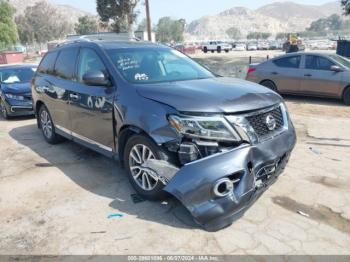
[135, 77, 282, 113]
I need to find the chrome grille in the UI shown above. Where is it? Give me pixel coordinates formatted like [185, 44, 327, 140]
[245, 106, 284, 139]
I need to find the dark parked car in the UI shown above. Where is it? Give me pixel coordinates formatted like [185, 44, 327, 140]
[0, 64, 37, 119]
[32, 40, 296, 231]
[246, 52, 350, 105]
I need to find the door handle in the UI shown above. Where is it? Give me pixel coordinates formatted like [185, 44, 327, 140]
[69, 93, 80, 101]
[304, 74, 312, 77]
[271, 72, 278, 75]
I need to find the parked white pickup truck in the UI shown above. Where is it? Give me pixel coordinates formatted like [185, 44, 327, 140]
[202, 41, 232, 53]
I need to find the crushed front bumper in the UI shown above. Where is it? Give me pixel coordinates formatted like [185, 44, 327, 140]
[163, 127, 296, 231]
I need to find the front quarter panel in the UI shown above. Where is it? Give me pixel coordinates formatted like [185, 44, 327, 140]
[114, 83, 179, 145]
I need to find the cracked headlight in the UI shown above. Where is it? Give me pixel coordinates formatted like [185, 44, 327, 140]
[5, 93, 25, 101]
[168, 115, 241, 142]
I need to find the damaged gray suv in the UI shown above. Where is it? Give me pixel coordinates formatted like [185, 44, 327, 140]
[32, 40, 296, 231]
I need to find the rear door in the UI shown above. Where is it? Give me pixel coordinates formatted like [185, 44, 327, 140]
[269, 55, 303, 93]
[69, 47, 115, 154]
[300, 55, 342, 97]
[49, 47, 80, 132]
[34, 49, 77, 133]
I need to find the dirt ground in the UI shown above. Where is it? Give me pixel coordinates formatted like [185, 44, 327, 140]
[1, 52, 350, 255]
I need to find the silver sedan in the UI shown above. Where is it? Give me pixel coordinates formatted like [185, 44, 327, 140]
[246, 52, 350, 105]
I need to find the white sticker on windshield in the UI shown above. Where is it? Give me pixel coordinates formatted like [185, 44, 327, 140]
[117, 58, 139, 71]
[135, 73, 149, 81]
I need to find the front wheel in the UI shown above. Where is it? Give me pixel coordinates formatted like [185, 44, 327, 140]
[124, 135, 171, 200]
[261, 80, 278, 93]
[343, 87, 350, 105]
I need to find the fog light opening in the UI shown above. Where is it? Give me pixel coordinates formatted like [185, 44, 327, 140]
[213, 178, 234, 197]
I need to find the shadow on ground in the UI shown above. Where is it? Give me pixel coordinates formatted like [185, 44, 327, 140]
[282, 94, 345, 107]
[9, 123, 198, 230]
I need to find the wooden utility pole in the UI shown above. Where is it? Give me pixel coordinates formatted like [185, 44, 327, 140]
[145, 0, 152, 41]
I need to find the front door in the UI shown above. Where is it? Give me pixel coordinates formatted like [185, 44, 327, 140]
[300, 55, 342, 97]
[69, 47, 115, 155]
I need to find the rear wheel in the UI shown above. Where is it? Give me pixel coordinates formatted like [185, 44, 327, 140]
[124, 134, 171, 200]
[0, 99, 9, 119]
[343, 87, 350, 105]
[38, 105, 64, 144]
[261, 80, 278, 93]
[203, 47, 208, 53]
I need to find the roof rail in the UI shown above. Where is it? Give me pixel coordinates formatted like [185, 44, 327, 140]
[53, 32, 142, 49]
[66, 32, 140, 42]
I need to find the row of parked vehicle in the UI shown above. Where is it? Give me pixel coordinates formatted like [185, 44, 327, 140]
[200, 41, 285, 53]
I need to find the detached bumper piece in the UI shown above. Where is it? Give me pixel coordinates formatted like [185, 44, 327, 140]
[146, 128, 296, 231]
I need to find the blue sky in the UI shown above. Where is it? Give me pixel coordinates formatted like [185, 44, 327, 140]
[53, 0, 337, 24]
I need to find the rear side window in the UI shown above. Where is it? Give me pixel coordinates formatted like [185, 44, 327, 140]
[273, 56, 301, 68]
[54, 48, 79, 80]
[38, 52, 58, 75]
[305, 55, 335, 71]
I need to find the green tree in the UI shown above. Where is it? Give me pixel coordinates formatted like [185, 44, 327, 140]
[247, 32, 271, 40]
[308, 14, 342, 32]
[96, 0, 139, 33]
[16, 1, 72, 44]
[276, 33, 288, 40]
[75, 16, 98, 35]
[156, 17, 185, 43]
[226, 27, 241, 40]
[342, 0, 350, 15]
[0, 0, 17, 49]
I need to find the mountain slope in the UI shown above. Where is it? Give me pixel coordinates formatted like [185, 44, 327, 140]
[186, 1, 342, 40]
[9, 0, 91, 24]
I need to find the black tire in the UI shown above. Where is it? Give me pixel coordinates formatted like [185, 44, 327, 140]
[343, 87, 350, 105]
[0, 99, 10, 119]
[203, 47, 208, 53]
[211, 50, 215, 53]
[225, 49, 229, 53]
[261, 80, 278, 93]
[123, 134, 171, 201]
[217, 46, 222, 53]
[38, 105, 64, 144]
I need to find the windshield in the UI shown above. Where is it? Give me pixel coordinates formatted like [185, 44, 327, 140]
[0, 67, 36, 84]
[107, 48, 214, 84]
[329, 54, 350, 69]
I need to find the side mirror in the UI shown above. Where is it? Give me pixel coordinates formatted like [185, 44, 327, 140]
[82, 70, 111, 87]
[331, 65, 343, 72]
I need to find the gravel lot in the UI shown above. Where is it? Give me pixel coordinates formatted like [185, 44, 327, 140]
[1, 51, 350, 255]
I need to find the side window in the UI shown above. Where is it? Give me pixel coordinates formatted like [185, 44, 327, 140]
[38, 51, 58, 75]
[77, 48, 107, 83]
[54, 48, 79, 80]
[273, 56, 301, 69]
[305, 55, 335, 71]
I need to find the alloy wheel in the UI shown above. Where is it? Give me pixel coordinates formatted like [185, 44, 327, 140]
[40, 110, 53, 139]
[128, 144, 158, 191]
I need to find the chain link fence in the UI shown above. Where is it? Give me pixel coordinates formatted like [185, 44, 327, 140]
[193, 56, 270, 79]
